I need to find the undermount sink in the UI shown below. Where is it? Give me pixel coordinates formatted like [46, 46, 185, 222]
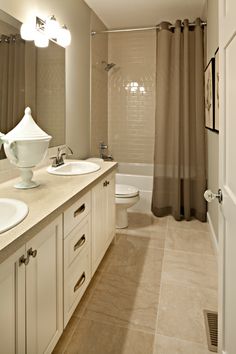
[0, 198, 29, 233]
[47, 160, 101, 176]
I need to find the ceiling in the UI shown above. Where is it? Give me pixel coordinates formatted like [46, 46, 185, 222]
[84, 0, 206, 29]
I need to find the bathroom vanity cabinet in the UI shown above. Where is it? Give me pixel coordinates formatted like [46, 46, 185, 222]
[0, 216, 63, 354]
[0, 163, 116, 354]
[63, 191, 92, 326]
[92, 171, 115, 274]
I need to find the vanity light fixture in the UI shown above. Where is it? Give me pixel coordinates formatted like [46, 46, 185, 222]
[20, 15, 71, 48]
[34, 30, 49, 48]
[44, 15, 60, 38]
[57, 25, 71, 47]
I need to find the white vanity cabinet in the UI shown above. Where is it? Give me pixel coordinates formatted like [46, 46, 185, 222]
[26, 215, 63, 354]
[63, 191, 91, 326]
[0, 163, 117, 353]
[0, 246, 25, 354]
[0, 215, 63, 354]
[92, 171, 115, 275]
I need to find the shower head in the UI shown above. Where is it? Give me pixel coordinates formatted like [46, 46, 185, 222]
[105, 63, 116, 71]
[102, 61, 116, 71]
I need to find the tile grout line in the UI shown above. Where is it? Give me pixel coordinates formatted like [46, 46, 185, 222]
[59, 214, 214, 353]
[62, 271, 103, 352]
[163, 247, 217, 257]
[155, 216, 218, 351]
[78, 227, 164, 338]
[57, 317, 80, 354]
[78, 270, 103, 319]
[156, 333, 211, 351]
[152, 218, 169, 353]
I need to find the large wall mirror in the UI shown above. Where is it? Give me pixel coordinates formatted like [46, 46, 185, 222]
[0, 9, 65, 160]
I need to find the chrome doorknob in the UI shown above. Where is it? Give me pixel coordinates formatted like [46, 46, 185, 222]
[204, 189, 223, 203]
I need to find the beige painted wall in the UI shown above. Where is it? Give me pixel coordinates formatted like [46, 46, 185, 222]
[205, 0, 219, 239]
[108, 30, 156, 163]
[0, 0, 91, 159]
[90, 11, 108, 157]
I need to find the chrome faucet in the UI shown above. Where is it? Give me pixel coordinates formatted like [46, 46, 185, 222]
[50, 146, 73, 167]
[99, 141, 113, 161]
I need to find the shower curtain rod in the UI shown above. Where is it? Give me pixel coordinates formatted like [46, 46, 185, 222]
[91, 20, 207, 36]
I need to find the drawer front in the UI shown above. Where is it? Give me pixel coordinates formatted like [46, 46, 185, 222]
[64, 250, 91, 327]
[64, 216, 90, 269]
[64, 191, 91, 237]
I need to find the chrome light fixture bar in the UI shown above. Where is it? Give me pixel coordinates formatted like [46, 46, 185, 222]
[20, 15, 71, 48]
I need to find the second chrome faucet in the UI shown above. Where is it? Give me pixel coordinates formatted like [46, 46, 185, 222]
[99, 142, 113, 161]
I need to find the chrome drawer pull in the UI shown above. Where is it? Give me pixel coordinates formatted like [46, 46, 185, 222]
[74, 235, 86, 251]
[74, 272, 86, 292]
[28, 247, 37, 258]
[74, 203, 85, 218]
[19, 247, 37, 266]
[19, 254, 29, 266]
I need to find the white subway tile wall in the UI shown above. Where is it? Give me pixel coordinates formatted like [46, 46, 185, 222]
[90, 12, 108, 157]
[108, 30, 156, 163]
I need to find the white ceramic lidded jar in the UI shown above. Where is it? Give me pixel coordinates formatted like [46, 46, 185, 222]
[1, 107, 52, 189]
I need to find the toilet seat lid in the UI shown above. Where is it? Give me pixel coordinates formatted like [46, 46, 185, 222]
[115, 184, 139, 198]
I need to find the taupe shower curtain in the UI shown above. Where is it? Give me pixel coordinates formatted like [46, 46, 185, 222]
[0, 34, 25, 130]
[0, 34, 25, 158]
[152, 18, 207, 222]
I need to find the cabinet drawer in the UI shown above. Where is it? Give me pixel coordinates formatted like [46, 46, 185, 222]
[64, 250, 90, 326]
[64, 191, 91, 237]
[64, 216, 90, 269]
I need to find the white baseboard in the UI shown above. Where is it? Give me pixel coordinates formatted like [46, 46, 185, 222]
[207, 211, 219, 254]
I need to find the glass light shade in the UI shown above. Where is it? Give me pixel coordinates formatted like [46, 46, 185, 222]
[20, 23, 35, 41]
[34, 31, 49, 48]
[57, 26, 71, 47]
[45, 15, 60, 38]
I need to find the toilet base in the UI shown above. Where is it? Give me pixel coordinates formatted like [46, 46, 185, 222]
[116, 208, 128, 229]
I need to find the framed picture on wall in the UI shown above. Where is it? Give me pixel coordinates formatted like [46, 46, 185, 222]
[204, 58, 215, 130]
[214, 48, 219, 132]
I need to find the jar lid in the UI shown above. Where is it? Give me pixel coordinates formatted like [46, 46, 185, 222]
[4, 107, 52, 141]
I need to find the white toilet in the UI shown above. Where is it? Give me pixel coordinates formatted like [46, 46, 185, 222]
[115, 184, 140, 228]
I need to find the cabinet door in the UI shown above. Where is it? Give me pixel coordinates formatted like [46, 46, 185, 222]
[106, 172, 116, 243]
[92, 172, 116, 275]
[26, 215, 63, 354]
[0, 246, 25, 354]
[92, 177, 107, 274]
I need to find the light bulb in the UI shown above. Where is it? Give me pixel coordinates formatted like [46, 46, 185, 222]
[57, 26, 71, 47]
[45, 15, 60, 39]
[20, 23, 35, 41]
[34, 31, 49, 48]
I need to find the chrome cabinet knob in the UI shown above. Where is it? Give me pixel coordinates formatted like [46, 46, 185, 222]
[28, 247, 37, 258]
[204, 189, 223, 203]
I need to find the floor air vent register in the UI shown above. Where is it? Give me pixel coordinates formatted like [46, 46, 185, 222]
[204, 310, 218, 352]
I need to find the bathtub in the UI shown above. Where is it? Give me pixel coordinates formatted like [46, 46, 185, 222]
[116, 163, 153, 213]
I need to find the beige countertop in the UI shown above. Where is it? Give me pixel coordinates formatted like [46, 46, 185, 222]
[0, 160, 117, 263]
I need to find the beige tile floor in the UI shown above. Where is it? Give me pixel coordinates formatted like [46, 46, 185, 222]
[53, 212, 218, 354]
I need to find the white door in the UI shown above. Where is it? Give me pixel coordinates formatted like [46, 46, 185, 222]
[26, 215, 63, 354]
[219, 1, 236, 353]
[0, 246, 25, 354]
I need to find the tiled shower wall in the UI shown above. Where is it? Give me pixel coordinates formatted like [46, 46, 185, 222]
[90, 12, 108, 157]
[108, 31, 156, 164]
